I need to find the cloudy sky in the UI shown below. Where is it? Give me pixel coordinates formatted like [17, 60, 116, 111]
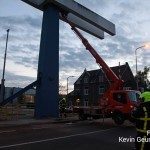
[0, 0, 150, 93]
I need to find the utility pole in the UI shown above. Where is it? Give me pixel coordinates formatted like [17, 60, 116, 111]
[66, 76, 74, 106]
[0, 29, 10, 102]
[135, 44, 149, 90]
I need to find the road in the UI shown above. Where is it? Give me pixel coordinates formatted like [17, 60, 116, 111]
[0, 119, 136, 150]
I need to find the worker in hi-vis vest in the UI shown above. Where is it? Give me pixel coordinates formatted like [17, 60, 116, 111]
[59, 98, 67, 118]
[132, 91, 150, 150]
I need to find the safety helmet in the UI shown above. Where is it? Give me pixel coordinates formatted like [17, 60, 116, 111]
[62, 98, 66, 101]
[60, 98, 66, 103]
[139, 92, 150, 103]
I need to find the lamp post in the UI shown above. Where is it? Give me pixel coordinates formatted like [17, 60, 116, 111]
[135, 44, 149, 90]
[67, 76, 75, 96]
[0, 29, 10, 102]
[67, 76, 75, 106]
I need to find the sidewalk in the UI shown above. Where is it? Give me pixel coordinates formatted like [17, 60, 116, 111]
[0, 116, 79, 128]
[0, 107, 79, 128]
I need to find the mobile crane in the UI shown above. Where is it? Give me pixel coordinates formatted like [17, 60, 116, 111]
[61, 13, 140, 125]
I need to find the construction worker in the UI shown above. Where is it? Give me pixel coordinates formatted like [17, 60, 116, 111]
[59, 98, 67, 118]
[131, 91, 150, 150]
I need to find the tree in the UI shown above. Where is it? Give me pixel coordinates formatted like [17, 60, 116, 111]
[135, 66, 150, 90]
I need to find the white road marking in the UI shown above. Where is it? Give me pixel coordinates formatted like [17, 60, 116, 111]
[0, 130, 16, 134]
[32, 127, 50, 130]
[65, 122, 73, 125]
[0, 127, 117, 149]
[31, 125, 51, 130]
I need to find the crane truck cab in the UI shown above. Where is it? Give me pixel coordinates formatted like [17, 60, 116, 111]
[102, 90, 141, 125]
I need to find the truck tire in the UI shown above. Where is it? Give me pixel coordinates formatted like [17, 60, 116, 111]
[113, 114, 124, 125]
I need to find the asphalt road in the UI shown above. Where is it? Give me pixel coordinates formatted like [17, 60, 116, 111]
[0, 119, 136, 150]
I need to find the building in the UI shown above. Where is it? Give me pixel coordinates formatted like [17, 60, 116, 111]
[73, 62, 137, 106]
[3, 87, 36, 104]
[3, 86, 66, 105]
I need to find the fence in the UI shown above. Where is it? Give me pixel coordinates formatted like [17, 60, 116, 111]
[0, 105, 20, 121]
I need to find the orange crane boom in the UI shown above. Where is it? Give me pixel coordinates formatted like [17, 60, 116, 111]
[61, 13, 124, 103]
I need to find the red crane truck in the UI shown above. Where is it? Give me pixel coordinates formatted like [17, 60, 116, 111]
[62, 13, 140, 125]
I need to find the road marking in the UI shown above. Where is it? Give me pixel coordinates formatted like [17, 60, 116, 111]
[32, 124, 51, 130]
[0, 130, 16, 134]
[32, 127, 50, 130]
[0, 127, 117, 149]
[65, 122, 73, 125]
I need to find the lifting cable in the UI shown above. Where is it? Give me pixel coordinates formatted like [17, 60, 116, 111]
[59, 20, 65, 69]
[59, 21, 65, 94]
[59, 21, 65, 73]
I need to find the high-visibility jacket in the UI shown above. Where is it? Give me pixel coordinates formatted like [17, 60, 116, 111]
[132, 101, 150, 133]
[59, 99, 66, 110]
[140, 92, 150, 103]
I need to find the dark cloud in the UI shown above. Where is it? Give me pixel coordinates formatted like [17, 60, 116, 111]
[0, 15, 42, 30]
[0, 15, 42, 46]
[0, 69, 36, 87]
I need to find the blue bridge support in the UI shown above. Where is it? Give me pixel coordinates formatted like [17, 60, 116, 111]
[34, 4, 59, 118]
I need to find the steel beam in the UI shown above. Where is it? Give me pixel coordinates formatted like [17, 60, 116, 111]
[60, 13, 104, 39]
[51, 0, 115, 36]
[21, 0, 115, 37]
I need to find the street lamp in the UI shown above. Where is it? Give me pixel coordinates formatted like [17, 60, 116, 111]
[67, 76, 75, 96]
[0, 29, 10, 102]
[66, 76, 75, 106]
[135, 44, 149, 90]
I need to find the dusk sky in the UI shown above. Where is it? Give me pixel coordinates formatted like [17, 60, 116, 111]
[0, 0, 150, 93]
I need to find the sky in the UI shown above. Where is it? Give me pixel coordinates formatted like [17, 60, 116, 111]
[0, 0, 150, 94]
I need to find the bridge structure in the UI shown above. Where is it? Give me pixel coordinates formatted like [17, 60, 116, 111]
[17, 0, 116, 118]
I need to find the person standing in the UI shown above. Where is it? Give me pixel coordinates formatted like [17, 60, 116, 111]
[132, 91, 150, 150]
[59, 98, 67, 118]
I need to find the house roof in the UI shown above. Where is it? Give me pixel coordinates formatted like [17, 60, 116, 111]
[75, 62, 133, 84]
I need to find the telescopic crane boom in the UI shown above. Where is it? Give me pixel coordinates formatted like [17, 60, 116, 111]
[61, 13, 124, 103]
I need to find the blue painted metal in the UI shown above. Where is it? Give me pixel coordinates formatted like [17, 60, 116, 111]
[0, 80, 37, 106]
[34, 4, 59, 118]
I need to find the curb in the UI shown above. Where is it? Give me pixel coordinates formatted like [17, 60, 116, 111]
[0, 117, 79, 129]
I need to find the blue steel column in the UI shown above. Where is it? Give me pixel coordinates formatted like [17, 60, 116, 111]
[35, 4, 59, 117]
